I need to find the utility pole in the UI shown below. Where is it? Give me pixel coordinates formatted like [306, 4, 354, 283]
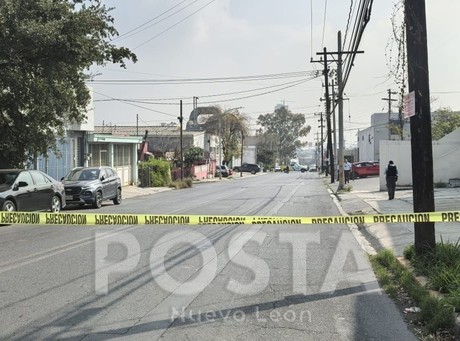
[316, 112, 324, 173]
[178, 100, 184, 181]
[382, 89, 398, 139]
[313, 48, 334, 181]
[312, 34, 363, 189]
[336, 32, 345, 190]
[405, 0, 435, 253]
[331, 78, 337, 165]
[315, 132, 320, 170]
[240, 132, 244, 177]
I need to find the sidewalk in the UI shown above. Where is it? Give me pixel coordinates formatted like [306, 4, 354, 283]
[121, 171, 264, 200]
[324, 175, 460, 256]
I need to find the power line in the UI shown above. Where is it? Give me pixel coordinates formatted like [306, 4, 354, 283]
[93, 77, 320, 104]
[88, 70, 315, 85]
[94, 77, 319, 108]
[321, 0, 328, 48]
[92, 90, 177, 118]
[134, 0, 217, 50]
[112, 0, 193, 42]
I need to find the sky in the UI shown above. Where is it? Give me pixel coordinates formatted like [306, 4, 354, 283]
[88, 0, 460, 147]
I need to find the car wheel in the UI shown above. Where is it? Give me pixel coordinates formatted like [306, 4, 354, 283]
[353, 172, 359, 179]
[50, 195, 61, 213]
[92, 191, 103, 209]
[301, 169, 306, 173]
[2, 200, 16, 212]
[251, 170, 256, 174]
[113, 188, 122, 205]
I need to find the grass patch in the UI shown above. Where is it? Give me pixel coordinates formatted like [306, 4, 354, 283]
[403, 239, 460, 296]
[370, 247, 458, 336]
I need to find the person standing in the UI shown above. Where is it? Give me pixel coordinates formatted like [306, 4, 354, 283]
[385, 160, 399, 200]
[343, 159, 352, 184]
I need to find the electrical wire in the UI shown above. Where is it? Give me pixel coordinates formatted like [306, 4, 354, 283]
[93, 76, 321, 104]
[342, 0, 374, 89]
[321, 0, 328, 48]
[88, 70, 314, 85]
[92, 90, 177, 118]
[112, 0, 192, 42]
[134, 0, 217, 50]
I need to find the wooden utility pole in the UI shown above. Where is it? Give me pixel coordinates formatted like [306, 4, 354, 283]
[313, 33, 363, 189]
[381, 89, 398, 139]
[315, 112, 324, 173]
[178, 100, 184, 181]
[313, 49, 334, 181]
[405, 0, 435, 253]
[336, 33, 344, 190]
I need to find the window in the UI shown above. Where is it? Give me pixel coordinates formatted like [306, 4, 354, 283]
[89, 144, 108, 167]
[16, 171, 34, 186]
[30, 171, 47, 185]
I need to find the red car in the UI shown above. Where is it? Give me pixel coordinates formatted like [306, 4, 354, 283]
[352, 161, 380, 178]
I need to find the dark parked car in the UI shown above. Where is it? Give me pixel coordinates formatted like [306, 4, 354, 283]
[352, 161, 380, 178]
[0, 169, 65, 212]
[62, 166, 122, 208]
[233, 163, 261, 174]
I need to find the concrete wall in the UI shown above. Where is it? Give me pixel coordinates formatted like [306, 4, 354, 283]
[379, 140, 412, 190]
[379, 128, 460, 190]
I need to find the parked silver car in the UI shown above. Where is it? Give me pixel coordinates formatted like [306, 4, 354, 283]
[62, 167, 122, 208]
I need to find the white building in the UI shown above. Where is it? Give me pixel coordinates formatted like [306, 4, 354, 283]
[357, 112, 411, 161]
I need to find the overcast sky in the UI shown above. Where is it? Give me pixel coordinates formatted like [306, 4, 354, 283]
[88, 0, 460, 147]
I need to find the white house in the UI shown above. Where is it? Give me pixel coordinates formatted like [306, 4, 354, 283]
[357, 112, 411, 162]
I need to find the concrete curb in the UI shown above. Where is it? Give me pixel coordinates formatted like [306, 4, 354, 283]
[324, 180, 378, 255]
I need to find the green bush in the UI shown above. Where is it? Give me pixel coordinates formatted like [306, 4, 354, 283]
[405, 239, 460, 295]
[419, 295, 455, 332]
[403, 244, 416, 261]
[444, 289, 460, 312]
[374, 249, 397, 268]
[430, 263, 460, 294]
[138, 159, 171, 187]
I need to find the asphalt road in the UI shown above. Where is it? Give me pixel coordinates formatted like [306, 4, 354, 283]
[0, 172, 417, 340]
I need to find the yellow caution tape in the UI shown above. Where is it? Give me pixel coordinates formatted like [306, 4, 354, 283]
[1, 211, 460, 226]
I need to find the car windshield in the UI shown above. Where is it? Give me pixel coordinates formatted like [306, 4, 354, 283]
[0, 171, 19, 186]
[64, 169, 100, 181]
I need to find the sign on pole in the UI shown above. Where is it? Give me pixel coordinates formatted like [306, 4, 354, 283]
[403, 91, 416, 118]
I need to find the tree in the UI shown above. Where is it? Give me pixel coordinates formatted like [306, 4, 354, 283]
[203, 107, 249, 165]
[431, 108, 460, 140]
[184, 147, 203, 167]
[0, 0, 137, 168]
[257, 107, 311, 165]
[256, 132, 278, 168]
